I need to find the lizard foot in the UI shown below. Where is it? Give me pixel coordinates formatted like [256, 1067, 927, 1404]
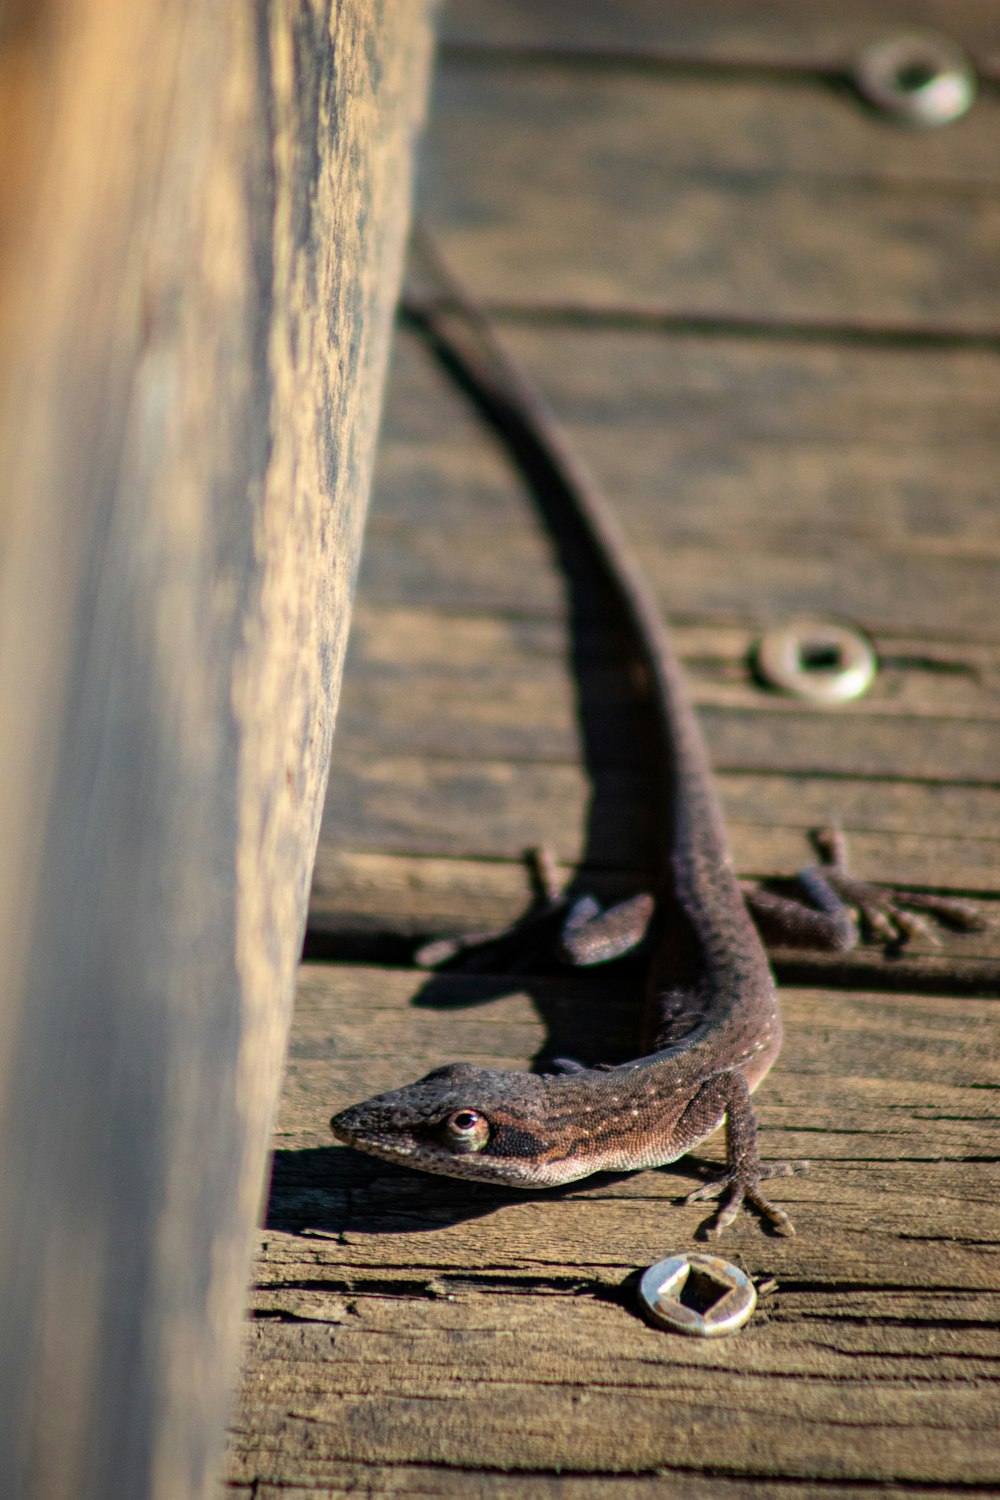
[684, 1162, 802, 1239]
[750, 826, 988, 953]
[558, 891, 655, 966]
[811, 826, 987, 948]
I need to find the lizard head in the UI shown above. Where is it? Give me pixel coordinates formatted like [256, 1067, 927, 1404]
[330, 1062, 583, 1187]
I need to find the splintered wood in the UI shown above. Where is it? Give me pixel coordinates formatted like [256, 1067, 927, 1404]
[228, 2, 1000, 1494]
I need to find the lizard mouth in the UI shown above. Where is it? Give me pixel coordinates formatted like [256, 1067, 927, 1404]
[330, 1111, 624, 1189]
[330, 1128, 415, 1162]
[329, 1108, 407, 1150]
[330, 1110, 556, 1185]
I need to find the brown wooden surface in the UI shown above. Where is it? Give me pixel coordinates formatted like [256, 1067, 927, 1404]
[0, 4, 434, 1499]
[440, 0, 1000, 75]
[229, 3, 1000, 1494]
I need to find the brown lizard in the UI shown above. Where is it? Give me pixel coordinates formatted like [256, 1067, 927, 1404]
[330, 230, 983, 1237]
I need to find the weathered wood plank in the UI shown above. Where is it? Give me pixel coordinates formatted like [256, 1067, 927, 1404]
[230, 1343, 1000, 1483]
[309, 844, 1000, 985]
[237, 1479, 991, 1500]
[255, 1164, 999, 1283]
[0, 5, 434, 1500]
[361, 325, 1000, 638]
[276, 967, 1000, 1279]
[360, 532, 1000, 641]
[334, 624, 1000, 761]
[339, 608, 1000, 726]
[421, 64, 1000, 330]
[431, 54, 1000, 186]
[311, 842, 1000, 933]
[322, 748, 1000, 859]
[475, 328, 1000, 553]
[441, 0, 1000, 75]
[226, 963, 1000, 1489]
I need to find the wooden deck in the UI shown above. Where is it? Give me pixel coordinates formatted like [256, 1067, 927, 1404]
[226, 3, 1000, 1494]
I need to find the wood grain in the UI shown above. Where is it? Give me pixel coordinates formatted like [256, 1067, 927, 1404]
[232, 1480, 992, 1500]
[310, 844, 1000, 935]
[368, 328, 1000, 550]
[0, 4, 434, 1499]
[360, 326, 1000, 638]
[421, 64, 1000, 331]
[319, 753, 1000, 883]
[441, 0, 1000, 75]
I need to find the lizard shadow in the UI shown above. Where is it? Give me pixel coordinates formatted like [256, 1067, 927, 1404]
[409, 937, 650, 1072]
[265, 1143, 704, 1238]
[394, 303, 668, 1077]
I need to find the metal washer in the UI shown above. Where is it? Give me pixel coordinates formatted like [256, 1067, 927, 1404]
[854, 33, 976, 127]
[755, 620, 877, 705]
[638, 1253, 757, 1337]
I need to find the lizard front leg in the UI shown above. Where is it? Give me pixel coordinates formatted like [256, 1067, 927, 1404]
[678, 1070, 797, 1238]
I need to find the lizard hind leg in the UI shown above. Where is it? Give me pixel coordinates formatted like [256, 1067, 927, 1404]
[746, 825, 987, 952]
[809, 826, 986, 947]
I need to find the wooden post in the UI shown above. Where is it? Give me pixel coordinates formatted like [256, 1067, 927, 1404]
[0, 3, 435, 1498]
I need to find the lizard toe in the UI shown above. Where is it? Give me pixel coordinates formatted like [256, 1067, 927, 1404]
[685, 1172, 797, 1237]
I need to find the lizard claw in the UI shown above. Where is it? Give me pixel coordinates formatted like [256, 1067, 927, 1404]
[808, 826, 989, 950]
[684, 1162, 802, 1238]
[822, 869, 986, 948]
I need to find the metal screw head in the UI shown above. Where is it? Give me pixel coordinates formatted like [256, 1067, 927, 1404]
[638, 1253, 757, 1337]
[755, 620, 876, 705]
[854, 33, 976, 127]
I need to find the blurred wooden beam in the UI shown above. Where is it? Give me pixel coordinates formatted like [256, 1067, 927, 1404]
[0, 3, 435, 1497]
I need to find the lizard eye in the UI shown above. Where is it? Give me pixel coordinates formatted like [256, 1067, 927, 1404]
[443, 1109, 489, 1154]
